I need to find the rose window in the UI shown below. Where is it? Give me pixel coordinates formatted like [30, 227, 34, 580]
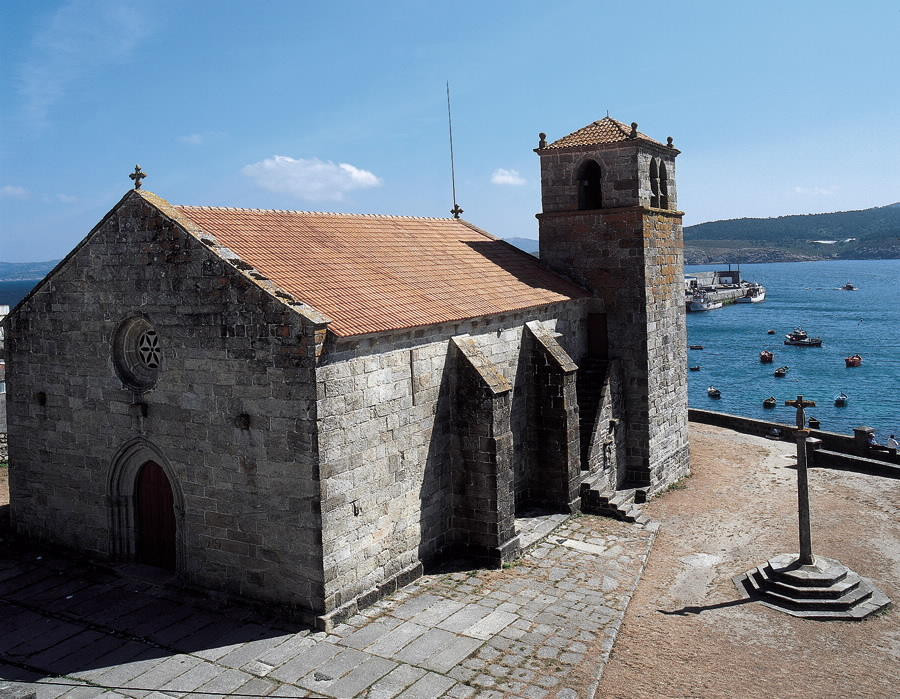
[113, 317, 161, 391]
[138, 330, 160, 369]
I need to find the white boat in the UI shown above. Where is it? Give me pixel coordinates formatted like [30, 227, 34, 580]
[736, 285, 766, 303]
[688, 293, 723, 312]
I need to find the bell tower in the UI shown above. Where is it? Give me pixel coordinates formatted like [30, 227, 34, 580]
[536, 117, 689, 491]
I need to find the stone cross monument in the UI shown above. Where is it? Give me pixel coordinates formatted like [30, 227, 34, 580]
[733, 393, 891, 619]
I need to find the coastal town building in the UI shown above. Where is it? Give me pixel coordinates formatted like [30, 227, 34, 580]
[4, 116, 689, 628]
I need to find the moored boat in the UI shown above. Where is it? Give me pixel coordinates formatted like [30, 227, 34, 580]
[689, 344, 704, 350]
[736, 285, 766, 303]
[834, 392, 848, 406]
[688, 292, 723, 312]
[784, 328, 822, 347]
[767, 329, 776, 334]
[763, 396, 777, 409]
[845, 354, 862, 367]
[774, 366, 789, 377]
[759, 350, 774, 363]
[707, 386, 721, 399]
[689, 365, 701, 371]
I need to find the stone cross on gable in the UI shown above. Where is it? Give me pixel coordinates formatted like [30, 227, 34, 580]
[450, 203, 464, 219]
[129, 165, 147, 190]
[785, 394, 817, 565]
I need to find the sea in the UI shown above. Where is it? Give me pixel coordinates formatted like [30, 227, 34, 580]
[2, 259, 899, 438]
[687, 259, 900, 439]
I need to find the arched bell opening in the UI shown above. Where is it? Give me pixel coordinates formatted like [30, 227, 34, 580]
[649, 158, 660, 208]
[576, 160, 604, 210]
[658, 161, 669, 209]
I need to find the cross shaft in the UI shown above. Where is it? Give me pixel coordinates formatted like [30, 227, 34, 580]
[784, 394, 816, 564]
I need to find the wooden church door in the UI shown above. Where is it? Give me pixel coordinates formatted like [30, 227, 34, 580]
[135, 461, 176, 569]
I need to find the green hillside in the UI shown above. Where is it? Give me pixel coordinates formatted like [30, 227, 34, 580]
[684, 203, 900, 263]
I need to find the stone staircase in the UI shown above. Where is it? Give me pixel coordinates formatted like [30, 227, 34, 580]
[580, 474, 650, 526]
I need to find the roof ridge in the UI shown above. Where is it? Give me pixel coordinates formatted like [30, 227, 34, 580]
[175, 204, 455, 221]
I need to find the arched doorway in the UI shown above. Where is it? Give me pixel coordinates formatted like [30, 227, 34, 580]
[135, 460, 176, 569]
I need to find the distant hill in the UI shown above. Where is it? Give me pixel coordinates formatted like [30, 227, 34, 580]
[684, 203, 900, 263]
[0, 260, 60, 281]
[504, 237, 539, 255]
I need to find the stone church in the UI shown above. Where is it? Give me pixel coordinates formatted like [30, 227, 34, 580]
[5, 116, 689, 628]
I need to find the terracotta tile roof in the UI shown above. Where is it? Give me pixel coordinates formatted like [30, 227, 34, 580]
[173, 206, 588, 337]
[544, 116, 662, 150]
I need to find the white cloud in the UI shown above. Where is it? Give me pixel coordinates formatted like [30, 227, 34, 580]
[491, 168, 526, 186]
[56, 193, 78, 203]
[793, 185, 837, 196]
[242, 155, 382, 202]
[0, 185, 29, 199]
[17, 1, 150, 127]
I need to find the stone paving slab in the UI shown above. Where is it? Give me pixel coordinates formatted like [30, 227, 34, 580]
[0, 514, 655, 698]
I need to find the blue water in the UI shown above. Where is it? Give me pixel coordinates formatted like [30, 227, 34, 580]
[686, 259, 900, 439]
[0, 280, 40, 307]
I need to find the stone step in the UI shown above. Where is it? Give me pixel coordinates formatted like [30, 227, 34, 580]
[759, 581, 873, 611]
[758, 566, 863, 599]
[746, 569, 875, 611]
[763, 562, 848, 588]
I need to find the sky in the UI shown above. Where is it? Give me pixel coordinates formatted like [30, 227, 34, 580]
[1, 0, 898, 262]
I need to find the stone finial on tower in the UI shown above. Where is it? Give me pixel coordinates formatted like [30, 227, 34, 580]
[629, 122, 638, 139]
[667, 136, 674, 148]
[538, 132, 547, 149]
[129, 165, 147, 190]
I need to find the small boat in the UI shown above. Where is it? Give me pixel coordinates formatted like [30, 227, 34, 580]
[845, 354, 862, 367]
[841, 282, 857, 291]
[767, 329, 776, 335]
[784, 328, 823, 347]
[808, 417, 821, 429]
[689, 344, 704, 350]
[763, 396, 777, 409]
[736, 285, 766, 303]
[834, 392, 848, 406]
[759, 350, 774, 363]
[707, 386, 721, 399]
[689, 365, 702, 371]
[688, 293, 723, 312]
[774, 366, 789, 377]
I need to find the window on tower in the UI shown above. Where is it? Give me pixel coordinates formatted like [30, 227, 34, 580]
[649, 159, 660, 208]
[659, 161, 669, 209]
[576, 160, 603, 210]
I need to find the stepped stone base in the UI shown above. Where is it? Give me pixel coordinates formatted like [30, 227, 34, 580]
[733, 553, 892, 620]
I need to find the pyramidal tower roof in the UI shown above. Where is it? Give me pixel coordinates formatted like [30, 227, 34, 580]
[541, 116, 664, 150]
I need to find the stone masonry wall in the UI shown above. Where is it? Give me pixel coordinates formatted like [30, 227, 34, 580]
[538, 205, 689, 490]
[449, 336, 518, 563]
[313, 303, 592, 619]
[6, 192, 327, 619]
[523, 322, 581, 509]
[583, 359, 627, 492]
[642, 211, 690, 490]
[539, 143, 678, 213]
